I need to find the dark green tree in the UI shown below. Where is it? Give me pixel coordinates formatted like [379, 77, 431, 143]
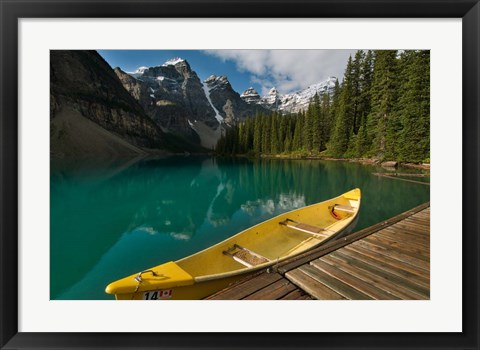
[368, 50, 398, 158]
[396, 50, 430, 162]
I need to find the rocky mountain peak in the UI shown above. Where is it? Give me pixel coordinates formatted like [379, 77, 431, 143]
[268, 87, 280, 96]
[162, 57, 186, 67]
[204, 75, 231, 91]
[260, 86, 281, 108]
[134, 66, 149, 75]
[240, 87, 261, 104]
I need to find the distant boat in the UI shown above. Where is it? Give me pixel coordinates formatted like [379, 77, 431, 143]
[105, 188, 361, 300]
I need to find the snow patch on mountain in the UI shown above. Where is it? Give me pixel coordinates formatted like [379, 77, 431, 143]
[201, 81, 224, 123]
[134, 66, 149, 74]
[162, 57, 185, 66]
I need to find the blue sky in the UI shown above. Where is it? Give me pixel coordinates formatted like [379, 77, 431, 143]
[98, 50, 355, 95]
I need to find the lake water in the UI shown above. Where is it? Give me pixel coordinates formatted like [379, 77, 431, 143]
[50, 157, 430, 300]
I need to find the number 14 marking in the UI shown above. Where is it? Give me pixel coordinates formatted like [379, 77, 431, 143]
[144, 289, 173, 300]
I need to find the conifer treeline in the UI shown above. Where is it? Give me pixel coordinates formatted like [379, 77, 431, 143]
[216, 50, 430, 163]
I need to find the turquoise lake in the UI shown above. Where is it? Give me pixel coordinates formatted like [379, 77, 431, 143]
[50, 157, 430, 300]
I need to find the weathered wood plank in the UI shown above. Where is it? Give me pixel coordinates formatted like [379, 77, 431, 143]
[298, 264, 373, 300]
[205, 271, 282, 300]
[364, 235, 430, 260]
[398, 216, 430, 225]
[395, 221, 430, 233]
[412, 210, 430, 216]
[279, 289, 311, 300]
[411, 213, 430, 220]
[376, 229, 430, 249]
[328, 251, 430, 299]
[383, 223, 429, 237]
[346, 242, 430, 280]
[381, 228, 430, 245]
[353, 239, 430, 271]
[311, 258, 401, 300]
[341, 246, 430, 289]
[286, 269, 345, 300]
[405, 215, 430, 224]
[243, 278, 297, 300]
[394, 217, 430, 228]
[296, 294, 314, 300]
[322, 255, 428, 300]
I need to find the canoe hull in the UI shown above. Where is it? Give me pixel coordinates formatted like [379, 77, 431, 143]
[115, 273, 248, 300]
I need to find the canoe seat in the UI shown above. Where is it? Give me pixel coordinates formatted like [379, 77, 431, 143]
[223, 244, 270, 268]
[279, 218, 332, 237]
[332, 204, 355, 213]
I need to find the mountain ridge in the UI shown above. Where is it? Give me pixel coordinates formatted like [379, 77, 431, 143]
[240, 76, 338, 114]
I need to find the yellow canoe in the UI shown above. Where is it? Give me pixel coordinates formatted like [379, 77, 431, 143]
[105, 188, 361, 300]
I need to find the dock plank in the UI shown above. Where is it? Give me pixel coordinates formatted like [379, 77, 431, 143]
[327, 251, 429, 299]
[341, 246, 430, 289]
[205, 271, 282, 300]
[353, 239, 430, 271]
[298, 264, 373, 300]
[346, 242, 430, 280]
[243, 278, 297, 300]
[310, 258, 401, 300]
[286, 269, 346, 300]
[376, 229, 430, 249]
[382, 226, 430, 240]
[279, 289, 312, 300]
[321, 255, 427, 300]
[364, 235, 430, 261]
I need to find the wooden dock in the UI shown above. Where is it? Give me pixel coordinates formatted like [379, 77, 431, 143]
[206, 202, 430, 300]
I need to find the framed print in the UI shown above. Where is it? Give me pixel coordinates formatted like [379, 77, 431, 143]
[1, 0, 479, 349]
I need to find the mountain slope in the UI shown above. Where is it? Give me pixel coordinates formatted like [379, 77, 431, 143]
[203, 75, 266, 126]
[50, 50, 174, 159]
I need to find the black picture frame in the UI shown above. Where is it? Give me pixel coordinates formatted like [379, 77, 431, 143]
[1, 1, 478, 349]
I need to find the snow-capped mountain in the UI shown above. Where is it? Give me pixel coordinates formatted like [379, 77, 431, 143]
[240, 87, 261, 104]
[260, 87, 281, 109]
[241, 76, 337, 114]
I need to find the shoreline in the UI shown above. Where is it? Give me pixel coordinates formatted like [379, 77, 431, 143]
[228, 153, 431, 171]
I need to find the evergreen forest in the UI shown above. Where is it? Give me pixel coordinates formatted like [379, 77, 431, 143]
[215, 50, 430, 163]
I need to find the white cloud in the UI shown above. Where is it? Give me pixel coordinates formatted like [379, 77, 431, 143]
[205, 49, 356, 95]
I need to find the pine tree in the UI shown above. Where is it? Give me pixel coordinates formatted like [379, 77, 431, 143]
[351, 50, 364, 134]
[303, 106, 313, 151]
[253, 113, 262, 154]
[329, 56, 356, 157]
[278, 113, 287, 153]
[311, 93, 321, 152]
[368, 50, 398, 158]
[396, 50, 430, 162]
[270, 113, 280, 154]
[320, 92, 331, 150]
[358, 50, 374, 135]
[261, 114, 271, 154]
[292, 112, 304, 151]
